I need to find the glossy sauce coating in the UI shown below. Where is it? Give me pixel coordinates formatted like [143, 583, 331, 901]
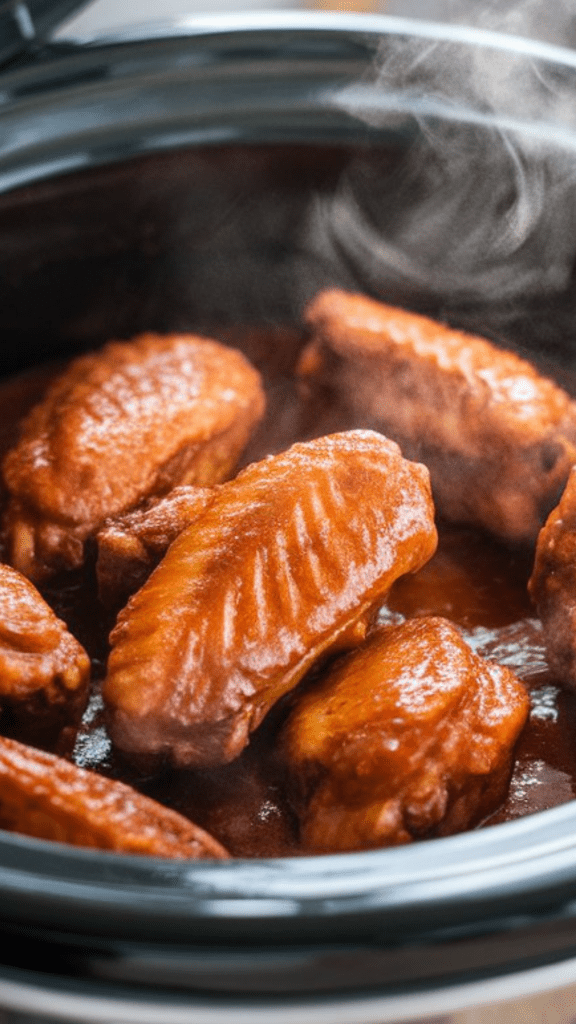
[529, 467, 576, 688]
[282, 617, 529, 852]
[3, 333, 265, 581]
[104, 431, 437, 769]
[0, 563, 90, 748]
[96, 485, 217, 609]
[0, 735, 229, 858]
[301, 289, 576, 545]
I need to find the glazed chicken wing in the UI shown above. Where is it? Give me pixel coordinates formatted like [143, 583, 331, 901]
[300, 289, 576, 545]
[3, 333, 265, 581]
[96, 485, 217, 609]
[0, 563, 89, 747]
[104, 430, 437, 769]
[282, 616, 529, 852]
[0, 736, 228, 858]
[529, 467, 576, 689]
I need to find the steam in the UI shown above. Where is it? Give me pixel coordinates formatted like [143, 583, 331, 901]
[389, 0, 576, 47]
[459, 0, 576, 47]
[301, 5, 576, 348]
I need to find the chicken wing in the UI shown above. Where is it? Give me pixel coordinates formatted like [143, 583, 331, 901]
[3, 333, 265, 581]
[0, 735, 228, 858]
[96, 485, 217, 609]
[300, 289, 576, 545]
[104, 430, 437, 769]
[529, 466, 576, 689]
[0, 563, 89, 747]
[282, 616, 529, 852]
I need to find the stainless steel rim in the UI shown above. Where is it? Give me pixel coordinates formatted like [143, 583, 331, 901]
[54, 8, 576, 68]
[3, 951, 576, 1024]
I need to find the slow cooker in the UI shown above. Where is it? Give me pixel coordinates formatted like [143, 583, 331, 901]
[2, 4, 576, 1022]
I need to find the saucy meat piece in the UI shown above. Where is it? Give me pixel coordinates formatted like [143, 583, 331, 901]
[96, 485, 217, 609]
[529, 467, 576, 689]
[104, 430, 437, 769]
[300, 289, 576, 545]
[3, 333, 265, 581]
[0, 735, 228, 858]
[0, 563, 89, 747]
[282, 617, 529, 853]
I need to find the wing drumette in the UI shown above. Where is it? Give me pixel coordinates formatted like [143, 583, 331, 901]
[529, 467, 576, 689]
[300, 289, 576, 545]
[0, 563, 89, 748]
[96, 485, 217, 609]
[282, 616, 529, 852]
[3, 333, 264, 581]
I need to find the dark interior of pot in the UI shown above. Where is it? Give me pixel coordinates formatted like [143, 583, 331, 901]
[3, 21, 576, 1004]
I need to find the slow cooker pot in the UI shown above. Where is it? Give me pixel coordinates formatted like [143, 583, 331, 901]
[2, 6, 576, 1022]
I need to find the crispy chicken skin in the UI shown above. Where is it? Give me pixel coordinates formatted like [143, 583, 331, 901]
[282, 616, 529, 853]
[0, 563, 89, 746]
[529, 467, 576, 689]
[96, 485, 217, 609]
[300, 289, 576, 545]
[0, 735, 229, 858]
[2, 333, 265, 582]
[104, 430, 437, 769]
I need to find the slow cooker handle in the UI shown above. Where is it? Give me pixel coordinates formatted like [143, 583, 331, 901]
[0, 0, 91, 65]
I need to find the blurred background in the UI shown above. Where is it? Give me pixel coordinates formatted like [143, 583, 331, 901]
[57, 0, 576, 48]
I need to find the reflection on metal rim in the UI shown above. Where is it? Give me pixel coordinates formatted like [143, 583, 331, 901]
[3, 951, 576, 1023]
[0, 14, 575, 192]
